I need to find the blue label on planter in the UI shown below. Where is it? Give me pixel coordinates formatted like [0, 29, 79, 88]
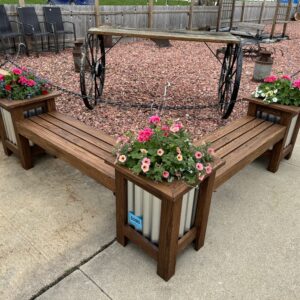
[128, 211, 143, 231]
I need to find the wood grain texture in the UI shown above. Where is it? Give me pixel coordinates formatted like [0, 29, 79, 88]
[88, 26, 241, 44]
[0, 92, 61, 111]
[17, 114, 116, 192]
[115, 171, 129, 246]
[157, 196, 182, 281]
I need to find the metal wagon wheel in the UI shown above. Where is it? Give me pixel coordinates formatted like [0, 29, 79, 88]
[80, 33, 106, 110]
[218, 43, 243, 119]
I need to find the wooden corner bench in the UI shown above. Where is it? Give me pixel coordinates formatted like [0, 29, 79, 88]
[1, 94, 292, 281]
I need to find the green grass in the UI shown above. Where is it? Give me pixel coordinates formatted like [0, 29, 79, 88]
[0, 0, 190, 5]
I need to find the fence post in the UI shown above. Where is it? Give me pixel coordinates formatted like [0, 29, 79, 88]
[240, 0, 245, 22]
[19, 0, 25, 7]
[258, 0, 266, 24]
[216, 0, 223, 32]
[95, 0, 101, 27]
[229, 0, 236, 30]
[148, 0, 153, 29]
[188, 0, 195, 30]
[270, 0, 280, 39]
[282, 0, 292, 37]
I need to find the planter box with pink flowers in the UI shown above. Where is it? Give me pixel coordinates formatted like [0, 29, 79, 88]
[108, 116, 224, 281]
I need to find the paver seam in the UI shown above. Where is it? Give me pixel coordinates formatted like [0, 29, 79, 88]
[28, 238, 116, 300]
[79, 269, 113, 300]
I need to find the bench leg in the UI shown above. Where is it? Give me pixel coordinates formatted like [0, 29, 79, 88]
[157, 197, 182, 281]
[268, 139, 284, 173]
[115, 171, 129, 247]
[194, 171, 216, 251]
[2, 143, 13, 156]
[18, 134, 33, 170]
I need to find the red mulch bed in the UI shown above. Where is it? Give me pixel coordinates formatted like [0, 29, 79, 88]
[2, 22, 300, 139]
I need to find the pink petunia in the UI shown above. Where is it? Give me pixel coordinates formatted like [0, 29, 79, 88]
[138, 127, 154, 142]
[162, 171, 169, 179]
[26, 79, 36, 87]
[0, 74, 4, 81]
[282, 75, 291, 81]
[205, 163, 212, 175]
[195, 151, 203, 159]
[292, 79, 300, 89]
[141, 163, 149, 173]
[18, 76, 28, 85]
[12, 68, 22, 75]
[142, 157, 151, 165]
[149, 115, 161, 124]
[264, 75, 277, 83]
[196, 162, 204, 171]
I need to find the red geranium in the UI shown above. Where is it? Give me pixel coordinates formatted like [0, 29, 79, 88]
[5, 85, 12, 91]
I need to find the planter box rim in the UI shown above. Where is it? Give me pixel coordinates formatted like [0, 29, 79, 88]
[110, 157, 224, 202]
[244, 97, 300, 114]
[0, 91, 61, 110]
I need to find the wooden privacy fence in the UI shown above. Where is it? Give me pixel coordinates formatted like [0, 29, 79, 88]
[3, 2, 297, 41]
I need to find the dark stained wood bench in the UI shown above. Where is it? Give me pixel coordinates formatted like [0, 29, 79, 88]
[12, 101, 288, 281]
[196, 115, 286, 189]
[16, 111, 116, 192]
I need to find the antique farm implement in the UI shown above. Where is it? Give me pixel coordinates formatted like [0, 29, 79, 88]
[80, 26, 242, 119]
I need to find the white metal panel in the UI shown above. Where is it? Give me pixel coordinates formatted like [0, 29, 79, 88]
[185, 188, 196, 232]
[151, 196, 161, 243]
[1, 108, 17, 144]
[134, 184, 143, 216]
[179, 192, 188, 237]
[285, 115, 298, 147]
[127, 181, 134, 213]
[142, 190, 152, 238]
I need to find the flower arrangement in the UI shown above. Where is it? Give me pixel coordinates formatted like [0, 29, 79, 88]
[252, 74, 300, 107]
[0, 67, 50, 100]
[114, 115, 215, 185]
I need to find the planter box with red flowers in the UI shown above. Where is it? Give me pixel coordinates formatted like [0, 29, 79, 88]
[247, 74, 300, 163]
[0, 67, 60, 160]
[107, 115, 224, 281]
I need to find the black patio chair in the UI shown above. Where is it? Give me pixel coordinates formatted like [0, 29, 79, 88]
[17, 6, 58, 56]
[43, 7, 76, 50]
[0, 5, 28, 55]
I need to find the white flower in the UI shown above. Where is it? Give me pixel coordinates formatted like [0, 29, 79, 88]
[261, 93, 266, 97]
[274, 89, 278, 94]
[272, 97, 278, 103]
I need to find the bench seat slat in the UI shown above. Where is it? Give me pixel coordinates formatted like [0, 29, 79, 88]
[195, 116, 255, 146]
[48, 111, 116, 146]
[29, 116, 114, 161]
[216, 121, 274, 158]
[212, 118, 266, 150]
[17, 119, 116, 192]
[36, 114, 114, 154]
[215, 123, 286, 188]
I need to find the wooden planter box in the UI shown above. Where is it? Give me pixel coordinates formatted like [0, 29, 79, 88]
[110, 159, 224, 281]
[246, 98, 300, 166]
[0, 92, 60, 167]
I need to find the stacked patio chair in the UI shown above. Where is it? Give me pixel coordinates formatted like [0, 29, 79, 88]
[43, 7, 76, 51]
[17, 7, 58, 56]
[0, 5, 28, 55]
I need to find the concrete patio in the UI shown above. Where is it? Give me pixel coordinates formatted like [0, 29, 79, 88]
[0, 135, 299, 300]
